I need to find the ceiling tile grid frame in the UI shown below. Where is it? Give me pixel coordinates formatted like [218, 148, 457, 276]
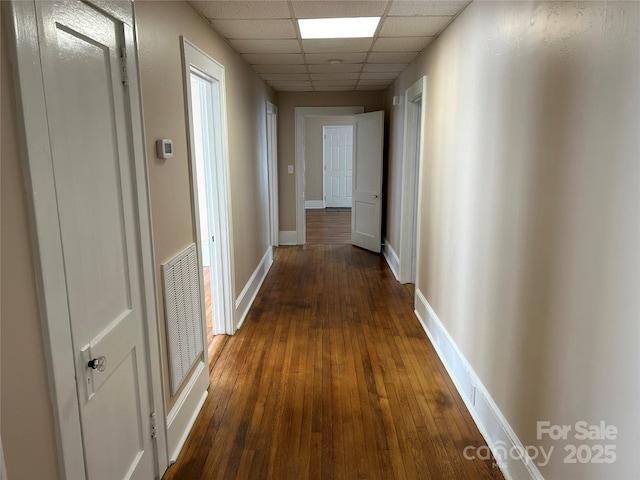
[188, 0, 472, 91]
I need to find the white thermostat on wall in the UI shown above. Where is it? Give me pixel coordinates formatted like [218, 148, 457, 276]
[156, 139, 173, 159]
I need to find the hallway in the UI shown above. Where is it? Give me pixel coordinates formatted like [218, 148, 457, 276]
[162, 245, 502, 479]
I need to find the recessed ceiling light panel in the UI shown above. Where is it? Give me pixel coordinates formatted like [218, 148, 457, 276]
[298, 17, 381, 39]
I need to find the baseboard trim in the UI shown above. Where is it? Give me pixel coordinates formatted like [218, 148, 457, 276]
[235, 247, 273, 331]
[166, 360, 208, 463]
[279, 230, 297, 245]
[305, 200, 324, 209]
[414, 289, 544, 480]
[382, 239, 400, 281]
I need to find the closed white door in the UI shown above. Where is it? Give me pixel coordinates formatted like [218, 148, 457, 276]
[351, 111, 384, 252]
[323, 126, 353, 208]
[36, 1, 156, 477]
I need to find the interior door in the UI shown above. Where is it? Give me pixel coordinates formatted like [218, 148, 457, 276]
[35, 1, 156, 478]
[324, 126, 353, 208]
[351, 111, 384, 252]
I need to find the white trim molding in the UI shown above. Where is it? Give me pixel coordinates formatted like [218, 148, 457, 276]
[382, 238, 400, 281]
[399, 76, 427, 284]
[266, 102, 279, 247]
[398, 76, 427, 284]
[294, 106, 364, 244]
[305, 200, 325, 209]
[235, 247, 273, 331]
[166, 361, 208, 463]
[414, 289, 544, 480]
[279, 231, 297, 245]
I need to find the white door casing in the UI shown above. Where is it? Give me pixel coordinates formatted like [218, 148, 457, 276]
[323, 125, 353, 208]
[399, 76, 427, 284]
[6, 0, 168, 478]
[266, 102, 279, 246]
[352, 111, 385, 253]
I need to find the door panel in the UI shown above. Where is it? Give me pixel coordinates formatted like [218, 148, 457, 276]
[352, 111, 384, 252]
[36, 1, 155, 478]
[324, 126, 353, 208]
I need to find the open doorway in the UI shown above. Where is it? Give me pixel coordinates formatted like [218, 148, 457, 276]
[183, 39, 236, 373]
[304, 117, 354, 245]
[189, 73, 217, 354]
[294, 106, 363, 244]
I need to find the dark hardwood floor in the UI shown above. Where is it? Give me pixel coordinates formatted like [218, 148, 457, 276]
[164, 243, 503, 479]
[306, 208, 351, 244]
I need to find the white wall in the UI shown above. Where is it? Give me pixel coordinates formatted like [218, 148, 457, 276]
[384, 1, 640, 478]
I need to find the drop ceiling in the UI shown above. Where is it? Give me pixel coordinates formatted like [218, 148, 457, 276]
[188, 0, 471, 91]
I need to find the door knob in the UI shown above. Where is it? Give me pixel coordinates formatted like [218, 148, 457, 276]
[88, 356, 107, 372]
[373, 194, 379, 199]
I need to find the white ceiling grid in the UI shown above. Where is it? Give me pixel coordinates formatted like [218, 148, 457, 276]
[188, 0, 471, 91]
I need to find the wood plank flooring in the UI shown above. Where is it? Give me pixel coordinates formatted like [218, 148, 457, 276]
[163, 245, 504, 480]
[306, 208, 351, 244]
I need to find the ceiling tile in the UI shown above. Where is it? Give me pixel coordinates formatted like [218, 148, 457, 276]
[242, 53, 304, 65]
[388, 1, 470, 17]
[209, 19, 296, 39]
[229, 39, 301, 54]
[313, 79, 358, 86]
[356, 85, 388, 90]
[362, 63, 407, 72]
[310, 72, 360, 80]
[302, 38, 373, 54]
[292, 1, 386, 19]
[254, 64, 308, 74]
[314, 86, 357, 91]
[268, 80, 313, 87]
[368, 52, 419, 63]
[260, 73, 311, 81]
[379, 16, 452, 37]
[273, 85, 315, 91]
[359, 72, 399, 80]
[358, 78, 394, 85]
[373, 37, 433, 52]
[189, 1, 291, 19]
[308, 63, 363, 73]
[305, 52, 367, 64]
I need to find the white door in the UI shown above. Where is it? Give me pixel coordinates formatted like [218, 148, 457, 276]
[324, 126, 353, 208]
[35, 1, 156, 477]
[352, 111, 384, 252]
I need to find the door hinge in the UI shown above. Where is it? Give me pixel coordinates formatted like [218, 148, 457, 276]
[211, 235, 215, 242]
[150, 412, 157, 439]
[120, 47, 129, 86]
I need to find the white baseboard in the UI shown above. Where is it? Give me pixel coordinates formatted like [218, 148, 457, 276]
[382, 238, 400, 281]
[414, 289, 543, 480]
[166, 360, 209, 463]
[235, 247, 273, 331]
[305, 200, 324, 209]
[279, 230, 297, 245]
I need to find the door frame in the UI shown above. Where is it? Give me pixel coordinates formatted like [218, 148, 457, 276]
[266, 102, 279, 246]
[322, 125, 353, 209]
[5, 1, 168, 477]
[399, 76, 427, 284]
[294, 106, 363, 244]
[181, 37, 236, 336]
